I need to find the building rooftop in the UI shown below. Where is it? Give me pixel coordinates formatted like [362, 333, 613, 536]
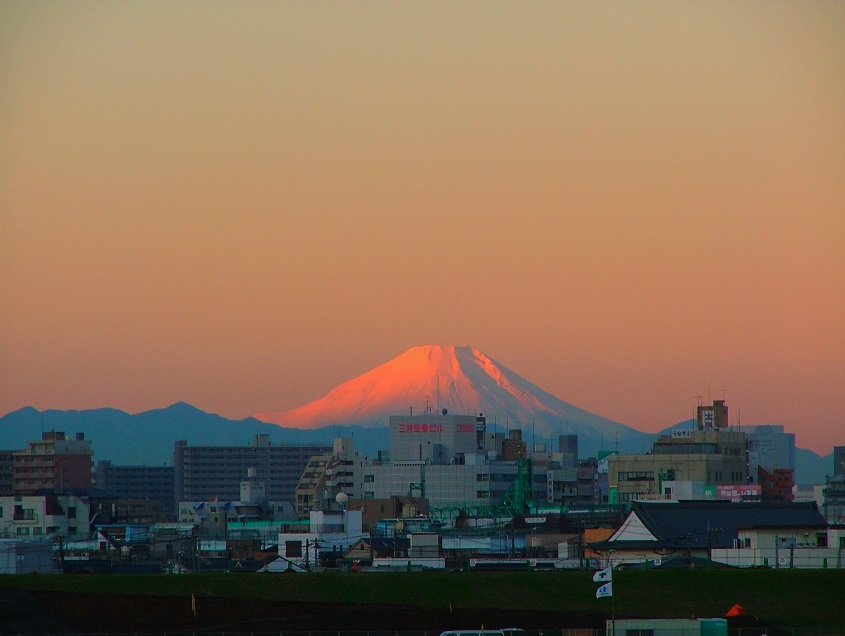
[591, 500, 828, 551]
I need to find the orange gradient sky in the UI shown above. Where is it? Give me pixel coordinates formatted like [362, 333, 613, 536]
[1, 2, 843, 454]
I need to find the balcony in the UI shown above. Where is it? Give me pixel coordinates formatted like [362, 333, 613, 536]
[12, 510, 39, 523]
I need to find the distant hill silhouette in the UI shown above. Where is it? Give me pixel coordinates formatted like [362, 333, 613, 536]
[0, 403, 387, 466]
[0, 403, 831, 483]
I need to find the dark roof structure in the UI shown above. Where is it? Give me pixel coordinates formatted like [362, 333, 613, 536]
[590, 500, 828, 551]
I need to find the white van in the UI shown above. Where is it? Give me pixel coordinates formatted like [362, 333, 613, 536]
[440, 629, 523, 636]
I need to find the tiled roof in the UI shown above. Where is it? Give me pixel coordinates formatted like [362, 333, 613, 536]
[599, 500, 827, 550]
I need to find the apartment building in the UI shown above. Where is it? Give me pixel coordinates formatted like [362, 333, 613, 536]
[95, 461, 176, 522]
[12, 432, 93, 495]
[293, 438, 368, 517]
[174, 435, 331, 505]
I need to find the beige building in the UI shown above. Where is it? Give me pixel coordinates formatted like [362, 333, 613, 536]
[609, 426, 749, 504]
[294, 438, 365, 517]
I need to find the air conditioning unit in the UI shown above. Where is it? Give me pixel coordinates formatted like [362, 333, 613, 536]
[778, 557, 788, 566]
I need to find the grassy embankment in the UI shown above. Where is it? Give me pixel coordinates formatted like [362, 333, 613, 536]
[2, 569, 844, 629]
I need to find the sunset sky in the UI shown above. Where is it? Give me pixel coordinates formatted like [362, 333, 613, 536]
[2, 2, 843, 454]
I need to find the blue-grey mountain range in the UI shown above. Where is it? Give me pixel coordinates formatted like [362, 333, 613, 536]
[0, 402, 833, 485]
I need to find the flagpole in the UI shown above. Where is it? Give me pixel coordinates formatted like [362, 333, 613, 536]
[610, 550, 616, 636]
[611, 588, 615, 636]
[592, 555, 616, 634]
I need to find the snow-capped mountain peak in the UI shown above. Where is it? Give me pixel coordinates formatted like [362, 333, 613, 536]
[254, 345, 649, 455]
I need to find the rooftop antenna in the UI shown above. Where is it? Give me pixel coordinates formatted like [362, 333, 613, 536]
[721, 388, 727, 401]
[424, 395, 431, 415]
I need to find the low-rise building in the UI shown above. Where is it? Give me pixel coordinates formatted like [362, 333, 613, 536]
[588, 500, 836, 569]
[0, 493, 91, 540]
[0, 539, 55, 573]
[347, 496, 430, 532]
[274, 509, 367, 571]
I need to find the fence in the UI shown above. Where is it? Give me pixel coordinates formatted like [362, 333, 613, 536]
[4, 628, 845, 636]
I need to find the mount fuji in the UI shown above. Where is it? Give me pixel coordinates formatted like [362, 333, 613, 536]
[255, 345, 652, 456]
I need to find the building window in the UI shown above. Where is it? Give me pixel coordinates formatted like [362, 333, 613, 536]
[285, 540, 302, 557]
[476, 473, 489, 481]
[363, 474, 375, 483]
[476, 491, 490, 499]
[363, 491, 374, 499]
[618, 471, 654, 482]
[67, 507, 76, 519]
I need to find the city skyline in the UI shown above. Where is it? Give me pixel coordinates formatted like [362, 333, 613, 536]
[2, 3, 843, 455]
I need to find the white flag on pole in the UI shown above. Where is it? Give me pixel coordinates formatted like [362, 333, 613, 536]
[592, 566, 612, 583]
[596, 582, 613, 599]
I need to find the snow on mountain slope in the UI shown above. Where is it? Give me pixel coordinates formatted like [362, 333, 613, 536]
[255, 345, 650, 453]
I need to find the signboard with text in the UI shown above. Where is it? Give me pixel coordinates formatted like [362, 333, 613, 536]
[717, 484, 761, 502]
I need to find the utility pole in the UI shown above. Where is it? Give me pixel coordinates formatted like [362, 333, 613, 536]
[579, 525, 585, 570]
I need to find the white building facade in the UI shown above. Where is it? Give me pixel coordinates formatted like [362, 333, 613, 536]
[0, 494, 90, 540]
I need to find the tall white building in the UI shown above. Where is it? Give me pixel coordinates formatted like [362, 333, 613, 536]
[745, 425, 796, 476]
[389, 412, 485, 463]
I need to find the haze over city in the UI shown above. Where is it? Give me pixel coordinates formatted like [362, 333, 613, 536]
[2, 2, 843, 455]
